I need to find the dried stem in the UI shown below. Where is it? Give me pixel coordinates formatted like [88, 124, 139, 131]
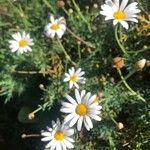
[67, 28, 95, 48]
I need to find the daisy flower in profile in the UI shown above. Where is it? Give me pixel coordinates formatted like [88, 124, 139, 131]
[41, 118, 74, 150]
[60, 89, 102, 131]
[100, 0, 141, 29]
[63, 67, 86, 89]
[44, 15, 66, 38]
[9, 32, 34, 54]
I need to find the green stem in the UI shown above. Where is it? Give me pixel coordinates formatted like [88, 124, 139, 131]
[30, 101, 50, 116]
[115, 69, 137, 88]
[43, 0, 55, 14]
[109, 114, 118, 125]
[71, 0, 92, 32]
[128, 47, 150, 55]
[57, 38, 76, 66]
[115, 25, 128, 55]
[62, 7, 70, 16]
[77, 43, 81, 59]
[117, 69, 146, 102]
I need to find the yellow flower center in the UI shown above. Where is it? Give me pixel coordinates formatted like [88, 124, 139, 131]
[70, 74, 78, 82]
[54, 131, 64, 141]
[51, 23, 59, 30]
[113, 11, 126, 20]
[19, 39, 27, 48]
[76, 103, 87, 116]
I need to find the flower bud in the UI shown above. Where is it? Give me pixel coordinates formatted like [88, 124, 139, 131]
[85, 6, 89, 10]
[39, 84, 44, 89]
[117, 122, 124, 129]
[68, 9, 73, 14]
[76, 40, 81, 45]
[57, 0, 65, 8]
[112, 57, 124, 69]
[28, 113, 35, 120]
[135, 59, 146, 70]
[93, 3, 98, 9]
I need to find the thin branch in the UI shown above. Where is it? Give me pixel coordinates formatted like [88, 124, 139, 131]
[67, 28, 95, 48]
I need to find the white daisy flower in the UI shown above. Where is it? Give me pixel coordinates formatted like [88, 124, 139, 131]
[44, 15, 66, 38]
[41, 118, 74, 150]
[60, 89, 102, 131]
[9, 32, 34, 54]
[63, 67, 86, 89]
[100, 0, 141, 29]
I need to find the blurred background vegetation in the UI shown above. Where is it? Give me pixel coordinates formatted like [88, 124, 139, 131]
[0, 0, 150, 149]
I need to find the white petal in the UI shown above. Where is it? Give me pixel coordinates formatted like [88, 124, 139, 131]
[120, 20, 129, 29]
[63, 77, 70, 82]
[26, 46, 32, 52]
[65, 129, 74, 136]
[46, 140, 55, 149]
[17, 32, 22, 39]
[41, 132, 51, 137]
[125, 18, 138, 22]
[105, 16, 114, 20]
[78, 71, 85, 76]
[50, 15, 55, 23]
[64, 113, 76, 124]
[114, 0, 119, 8]
[65, 95, 77, 105]
[85, 116, 93, 129]
[50, 30, 56, 38]
[89, 104, 102, 110]
[81, 90, 86, 99]
[63, 139, 74, 149]
[77, 116, 83, 131]
[120, 0, 128, 10]
[65, 137, 74, 143]
[83, 92, 91, 103]
[51, 120, 57, 128]
[89, 114, 102, 121]
[56, 29, 64, 38]
[59, 24, 66, 31]
[69, 81, 74, 89]
[73, 82, 79, 89]
[41, 136, 52, 141]
[47, 127, 53, 132]
[56, 142, 62, 150]
[60, 108, 73, 113]
[113, 19, 119, 25]
[12, 33, 20, 40]
[75, 89, 81, 104]
[61, 141, 67, 150]
[69, 115, 79, 127]
[89, 109, 101, 115]
[83, 118, 90, 131]
[11, 47, 18, 52]
[69, 67, 75, 75]
[88, 95, 97, 104]
[75, 68, 81, 74]
[64, 73, 70, 77]
[124, 2, 138, 13]
[61, 102, 75, 108]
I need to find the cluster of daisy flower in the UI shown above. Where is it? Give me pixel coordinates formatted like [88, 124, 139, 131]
[9, 15, 66, 54]
[41, 67, 102, 150]
[8, 0, 140, 55]
[8, 0, 141, 149]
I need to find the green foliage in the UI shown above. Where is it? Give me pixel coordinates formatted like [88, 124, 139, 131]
[0, 0, 150, 150]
